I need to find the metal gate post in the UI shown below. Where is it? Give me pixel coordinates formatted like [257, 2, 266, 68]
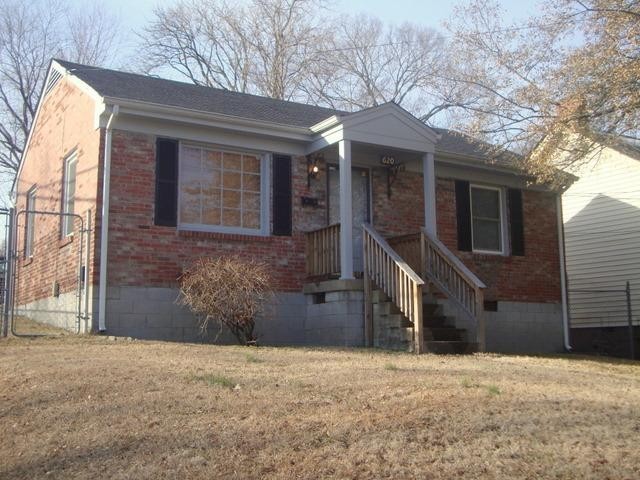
[1, 208, 14, 337]
[627, 281, 635, 360]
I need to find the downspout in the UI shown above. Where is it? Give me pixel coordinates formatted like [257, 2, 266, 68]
[98, 105, 119, 332]
[556, 194, 572, 351]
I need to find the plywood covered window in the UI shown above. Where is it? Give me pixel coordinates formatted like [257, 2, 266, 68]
[178, 144, 267, 235]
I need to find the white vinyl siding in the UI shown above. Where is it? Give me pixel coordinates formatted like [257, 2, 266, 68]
[562, 145, 640, 328]
[61, 153, 77, 236]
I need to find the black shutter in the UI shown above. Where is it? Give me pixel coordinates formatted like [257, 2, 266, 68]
[154, 138, 179, 227]
[272, 154, 292, 236]
[508, 188, 525, 256]
[455, 180, 472, 251]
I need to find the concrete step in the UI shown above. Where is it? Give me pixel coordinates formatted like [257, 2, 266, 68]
[424, 327, 466, 342]
[423, 315, 453, 328]
[374, 327, 413, 351]
[375, 313, 412, 329]
[371, 289, 389, 303]
[423, 302, 442, 316]
[424, 341, 478, 355]
[372, 301, 400, 316]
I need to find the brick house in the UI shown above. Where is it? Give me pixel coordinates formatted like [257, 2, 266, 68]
[13, 59, 571, 353]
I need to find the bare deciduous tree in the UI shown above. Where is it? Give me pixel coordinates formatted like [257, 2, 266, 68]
[443, 0, 640, 180]
[301, 15, 446, 121]
[0, 0, 120, 175]
[141, 0, 327, 100]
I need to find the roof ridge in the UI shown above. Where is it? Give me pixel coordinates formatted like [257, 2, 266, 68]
[53, 58, 347, 115]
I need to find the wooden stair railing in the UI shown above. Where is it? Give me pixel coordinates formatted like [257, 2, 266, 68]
[389, 229, 488, 352]
[305, 223, 340, 277]
[363, 224, 425, 353]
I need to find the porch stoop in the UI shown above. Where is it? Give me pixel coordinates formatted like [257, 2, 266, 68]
[305, 224, 487, 354]
[371, 289, 478, 353]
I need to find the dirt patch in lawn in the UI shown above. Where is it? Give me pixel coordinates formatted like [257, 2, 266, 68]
[0, 336, 639, 479]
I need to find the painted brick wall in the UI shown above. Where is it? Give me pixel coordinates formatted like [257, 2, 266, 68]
[14, 77, 101, 305]
[436, 177, 561, 303]
[106, 130, 327, 292]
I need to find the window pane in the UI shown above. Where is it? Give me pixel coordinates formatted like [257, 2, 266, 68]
[473, 219, 501, 251]
[62, 156, 77, 236]
[222, 208, 241, 227]
[471, 188, 500, 220]
[243, 173, 260, 192]
[243, 155, 260, 173]
[223, 152, 242, 171]
[243, 210, 260, 229]
[222, 189, 241, 210]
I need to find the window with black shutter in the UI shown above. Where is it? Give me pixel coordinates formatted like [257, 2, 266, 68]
[272, 155, 292, 236]
[155, 138, 179, 226]
[455, 180, 472, 251]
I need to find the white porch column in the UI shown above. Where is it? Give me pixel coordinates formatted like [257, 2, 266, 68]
[339, 139, 354, 280]
[423, 151, 437, 236]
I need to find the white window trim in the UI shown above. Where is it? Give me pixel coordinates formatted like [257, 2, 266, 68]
[62, 152, 78, 237]
[470, 184, 507, 255]
[25, 187, 37, 258]
[177, 142, 271, 236]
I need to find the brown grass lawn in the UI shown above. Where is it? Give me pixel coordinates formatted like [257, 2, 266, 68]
[1, 334, 639, 480]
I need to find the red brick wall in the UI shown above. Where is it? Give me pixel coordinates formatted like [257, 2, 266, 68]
[371, 168, 424, 237]
[436, 177, 561, 303]
[15, 78, 102, 305]
[107, 130, 327, 292]
[106, 141, 560, 303]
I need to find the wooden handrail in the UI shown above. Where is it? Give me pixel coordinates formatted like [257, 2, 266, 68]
[420, 229, 487, 351]
[363, 224, 424, 353]
[305, 223, 340, 277]
[389, 229, 487, 351]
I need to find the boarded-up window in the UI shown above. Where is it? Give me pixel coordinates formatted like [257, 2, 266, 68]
[179, 144, 263, 233]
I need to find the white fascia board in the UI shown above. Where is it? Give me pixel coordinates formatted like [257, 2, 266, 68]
[306, 124, 344, 154]
[101, 97, 313, 142]
[310, 115, 342, 133]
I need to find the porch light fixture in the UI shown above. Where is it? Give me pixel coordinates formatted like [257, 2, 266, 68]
[307, 153, 322, 188]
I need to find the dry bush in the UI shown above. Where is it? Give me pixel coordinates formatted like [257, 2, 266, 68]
[178, 256, 274, 345]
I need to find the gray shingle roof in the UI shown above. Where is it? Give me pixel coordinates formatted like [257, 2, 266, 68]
[55, 59, 343, 128]
[55, 59, 519, 167]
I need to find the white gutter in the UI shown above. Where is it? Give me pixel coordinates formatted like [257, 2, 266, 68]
[98, 105, 119, 332]
[556, 194, 572, 351]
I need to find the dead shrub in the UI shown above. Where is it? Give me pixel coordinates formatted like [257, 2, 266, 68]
[178, 256, 274, 345]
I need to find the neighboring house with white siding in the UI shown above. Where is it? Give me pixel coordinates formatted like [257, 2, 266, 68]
[558, 135, 640, 357]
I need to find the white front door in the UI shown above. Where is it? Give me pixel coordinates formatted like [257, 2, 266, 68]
[328, 165, 370, 273]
